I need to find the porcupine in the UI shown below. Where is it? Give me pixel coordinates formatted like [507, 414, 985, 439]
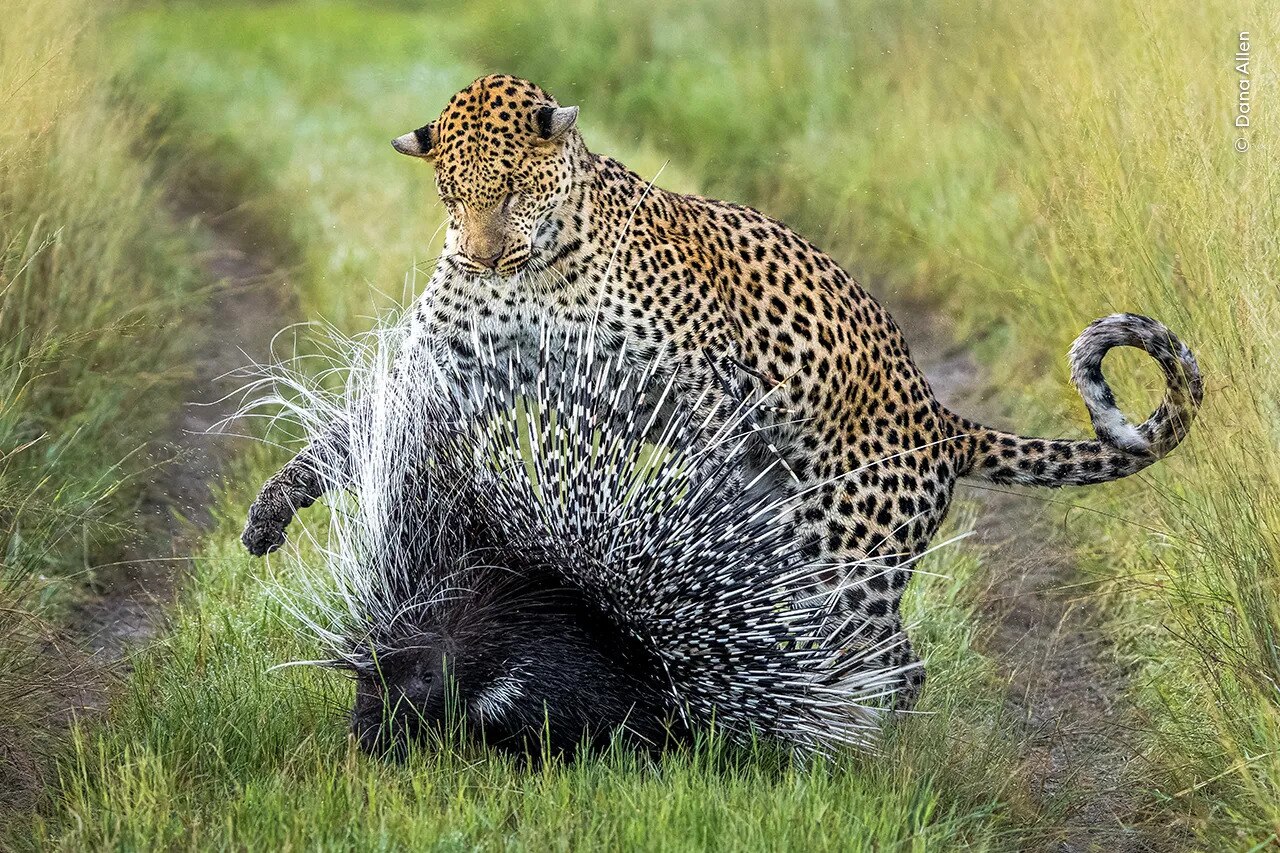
[242, 317, 929, 760]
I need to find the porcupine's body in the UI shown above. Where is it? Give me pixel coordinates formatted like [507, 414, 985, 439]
[244, 75, 1203, 708]
[252, 324, 906, 758]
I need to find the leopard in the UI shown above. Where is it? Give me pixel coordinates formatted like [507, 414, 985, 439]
[242, 74, 1202, 708]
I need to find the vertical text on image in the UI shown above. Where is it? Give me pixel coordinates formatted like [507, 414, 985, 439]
[1235, 31, 1252, 152]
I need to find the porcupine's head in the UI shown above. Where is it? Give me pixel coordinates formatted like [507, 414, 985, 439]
[244, 319, 914, 763]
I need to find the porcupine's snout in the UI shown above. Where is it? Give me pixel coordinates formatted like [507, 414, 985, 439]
[350, 641, 449, 761]
[350, 680, 412, 761]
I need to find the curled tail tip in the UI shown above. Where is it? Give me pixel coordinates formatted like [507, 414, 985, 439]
[1069, 313, 1202, 386]
[1068, 312, 1202, 458]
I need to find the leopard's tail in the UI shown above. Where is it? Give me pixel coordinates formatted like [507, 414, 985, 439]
[954, 313, 1203, 487]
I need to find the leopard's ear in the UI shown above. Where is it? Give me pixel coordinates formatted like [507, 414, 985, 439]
[392, 122, 436, 159]
[534, 105, 578, 141]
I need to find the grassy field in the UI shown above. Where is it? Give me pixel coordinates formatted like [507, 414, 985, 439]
[3, 0, 1276, 848]
[0, 0, 209, 815]
[0, 0, 195, 606]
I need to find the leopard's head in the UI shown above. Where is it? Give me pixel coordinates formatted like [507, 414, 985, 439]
[394, 75, 582, 278]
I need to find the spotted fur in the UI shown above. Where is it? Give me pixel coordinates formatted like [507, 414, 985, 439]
[245, 75, 1203, 706]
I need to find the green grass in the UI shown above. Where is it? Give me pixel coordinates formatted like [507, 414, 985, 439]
[0, 0, 202, 590]
[12, 2, 1046, 848]
[119, 2, 697, 326]
[0, 0, 206, 817]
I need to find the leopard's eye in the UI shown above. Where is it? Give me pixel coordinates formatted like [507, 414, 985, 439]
[440, 196, 461, 210]
[501, 193, 519, 213]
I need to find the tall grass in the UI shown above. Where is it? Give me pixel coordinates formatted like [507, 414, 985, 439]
[0, 0, 200, 817]
[0, 0, 200, 586]
[467, 0, 1280, 841]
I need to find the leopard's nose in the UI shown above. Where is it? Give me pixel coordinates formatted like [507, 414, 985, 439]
[468, 248, 502, 269]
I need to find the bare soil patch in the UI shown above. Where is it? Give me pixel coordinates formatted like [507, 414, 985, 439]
[72, 200, 292, 671]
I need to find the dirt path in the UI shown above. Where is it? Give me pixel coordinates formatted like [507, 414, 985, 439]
[895, 300, 1167, 852]
[72, 200, 292, 669]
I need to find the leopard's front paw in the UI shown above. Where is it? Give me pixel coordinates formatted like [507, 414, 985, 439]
[241, 491, 294, 556]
